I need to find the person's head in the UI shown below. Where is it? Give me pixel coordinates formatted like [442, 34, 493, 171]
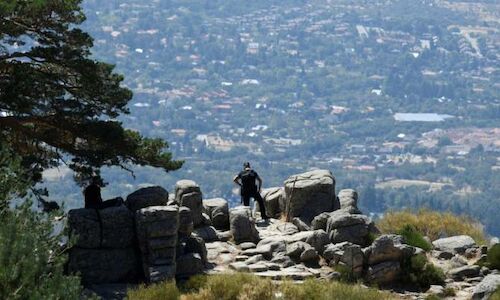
[243, 162, 251, 169]
[91, 176, 100, 185]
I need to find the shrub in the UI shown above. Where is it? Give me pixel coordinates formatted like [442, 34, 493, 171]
[377, 209, 486, 244]
[128, 281, 180, 300]
[397, 224, 432, 251]
[490, 288, 500, 300]
[129, 273, 396, 300]
[401, 254, 445, 289]
[486, 244, 500, 270]
[280, 279, 395, 300]
[0, 203, 82, 300]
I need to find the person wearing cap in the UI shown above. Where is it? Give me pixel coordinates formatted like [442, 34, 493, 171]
[233, 162, 268, 219]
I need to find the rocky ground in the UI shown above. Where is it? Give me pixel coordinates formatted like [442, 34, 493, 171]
[72, 169, 499, 299]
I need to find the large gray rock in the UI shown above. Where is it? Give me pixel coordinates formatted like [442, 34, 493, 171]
[283, 170, 336, 223]
[135, 206, 179, 281]
[126, 186, 169, 211]
[366, 261, 401, 284]
[230, 206, 260, 244]
[175, 180, 203, 226]
[311, 212, 331, 231]
[176, 253, 204, 278]
[432, 235, 476, 254]
[178, 206, 194, 236]
[68, 247, 137, 284]
[326, 212, 374, 246]
[365, 235, 415, 265]
[286, 241, 311, 259]
[260, 187, 285, 218]
[339, 244, 364, 275]
[193, 225, 219, 242]
[178, 235, 207, 264]
[68, 205, 134, 249]
[304, 230, 330, 254]
[323, 242, 353, 263]
[292, 217, 311, 232]
[448, 265, 481, 280]
[136, 206, 179, 239]
[203, 198, 229, 230]
[337, 189, 361, 213]
[472, 274, 500, 300]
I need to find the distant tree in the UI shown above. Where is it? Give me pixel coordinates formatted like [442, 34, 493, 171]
[0, 0, 182, 200]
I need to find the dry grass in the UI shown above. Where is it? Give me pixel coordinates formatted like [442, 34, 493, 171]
[377, 209, 486, 244]
[127, 273, 396, 300]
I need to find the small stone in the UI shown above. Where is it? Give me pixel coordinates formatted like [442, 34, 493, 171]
[448, 265, 481, 280]
[235, 255, 249, 262]
[229, 262, 250, 272]
[266, 263, 281, 271]
[240, 242, 257, 250]
[248, 263, 269, 272]
[245, 254, 265, 265]
[427, 285, 444, 296]
[300, 248, 319, 263]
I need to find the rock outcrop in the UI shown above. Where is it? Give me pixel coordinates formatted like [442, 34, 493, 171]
[230, 206, 260, 244]
[432, 235, 477, 254]
[126, 186, 169, 212]
[136, 206, 179, 282]
[67, 205, 137, 284]
[283, 170, 337, 223]
[203, 198, 230, 230]
[175, 180, 203, 227]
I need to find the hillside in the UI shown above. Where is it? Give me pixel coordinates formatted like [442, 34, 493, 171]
[39, 0, 500, 236]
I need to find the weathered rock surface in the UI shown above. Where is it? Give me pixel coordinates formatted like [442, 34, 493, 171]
[125, 186, 169, 211]
[283, 170, 336, 223]
[68, 205, 134, 249]
[178, 206, 194, 237]
[260, 187, 285, 218]
[292, 217, 311, 232]
[176, 253, 204, 278]
[326, 212, 375, 246]
[175, 180, 203, 227]
[193, 225, 219, 242]
[365, 235, 414, 265]
[366, 261, 401, 284]
[230, 206, 260, 244]
[448, 265, 481, 280]
[337, 189, 361, 213]
[433, 235, 476, 254]
[203, 198, 230, 230]
[472, 274, 500, 300]
[68, 248, 137, 284]
[136, 206, 179, 282]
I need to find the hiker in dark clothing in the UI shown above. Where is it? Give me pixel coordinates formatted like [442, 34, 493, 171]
[84, 177, 103, 209]
[84, 177, 122, 209]
[233, 162, 268, 219]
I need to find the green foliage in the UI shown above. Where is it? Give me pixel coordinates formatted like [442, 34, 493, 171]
[402, 254, 445, 289]
[490, 288, 500, 300]
[0, 141, 31, 209]
[397, 224, 432, 251]
[127, 273, 396, 300]
[334, 264, 361, 283]
[0, 202, 81, 299]
[127, 281, 179, 300]
[443, 287, 456, 297]
[485, 244, 500, 270]
[0, 0, 182, 197]
[377, 209, 487, 245]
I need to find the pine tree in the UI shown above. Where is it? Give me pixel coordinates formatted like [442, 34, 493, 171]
[0, 202, 81, 299]
[0, 0, 183, 194]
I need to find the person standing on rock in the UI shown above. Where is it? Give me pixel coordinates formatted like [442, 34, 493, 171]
[84, 177, 122, 209]
[233, 162, 269, 219]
